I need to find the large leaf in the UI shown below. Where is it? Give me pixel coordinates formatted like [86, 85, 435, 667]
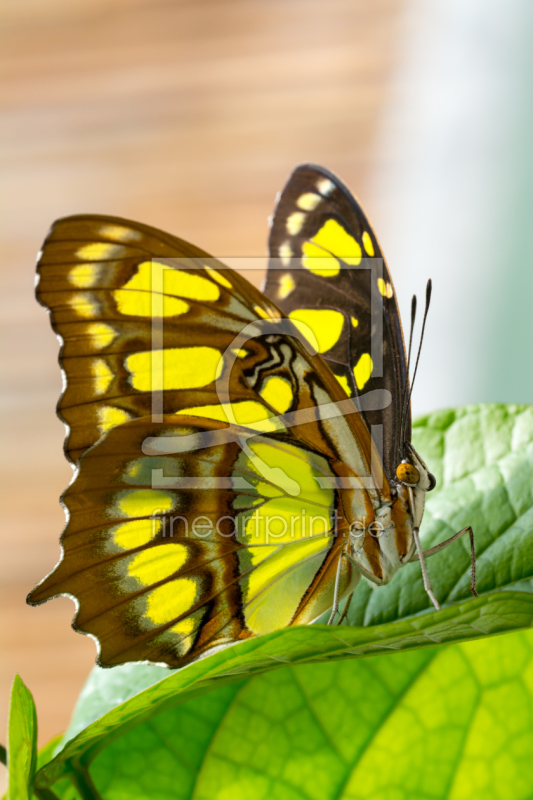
[6, 676, 37, 800]
[38, 626, 533, 799]
[34, 404, 533, 796]
[88, 627, 533, 800]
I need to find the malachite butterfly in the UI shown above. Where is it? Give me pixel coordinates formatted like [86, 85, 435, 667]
[27, 164, 477, 668]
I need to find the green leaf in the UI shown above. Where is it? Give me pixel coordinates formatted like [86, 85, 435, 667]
[39, 628, 533, 799]
[33, 592, 533, 797]
[7, 676, 38, 800]
[98, 627, 533, 800]
[33, 404, 533, 797]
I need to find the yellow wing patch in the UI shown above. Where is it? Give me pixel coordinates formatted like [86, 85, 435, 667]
[316, 177, 335, 196]
[125, 261, 220, 299]
[145, 578, 198, 626]
[112, 519, 160, 550]
[128, 543, 189, 586]
[259, 375, 293, 414]
[377, 278, 394, 298]
[177, 400, 285, 432]
[296, 193, 322, 211]
[335, 374, 351, 396]
[69, 264, 101, 288]
[115, 290, 189, 318]
[362, 231, 374, 256]
[278, 273, 295, 300]
[88, 322, 116, 350]
[169, 615, 203, 657]
[125, 347, 223, 392]
[116, 488, 176, 518]
[301, 241, 340, 277]
[313, 219, 362, 265]
[164, 269, 220, 302]
[92, 358, 113, 395]
[254, 305, 270, 320]
[76, 243, 126, 260]
[302, 219, 362, 276]
[97, 406, 132, 434]
[253, 305, 281, 321]
[289, 308, 344, 354]
[98, 224, 142, 242]
[278, 241, 292, 266]
[241, 536, 332, 634]
[238, 440, 334, 540]
[205, 267, 232, 289]
[353, 353, 373, 390]
[287, 212, 305, 235]
[69, 293, 100, 318]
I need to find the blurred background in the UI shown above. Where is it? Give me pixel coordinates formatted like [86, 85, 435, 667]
[1, 0, 532, 765]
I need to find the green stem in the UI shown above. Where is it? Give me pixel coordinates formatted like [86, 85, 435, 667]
[70, 764, 103, 800]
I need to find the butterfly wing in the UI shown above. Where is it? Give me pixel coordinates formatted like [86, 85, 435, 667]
[28, 414, 364, 668]
[264, 164, 410, 480]
[37, 214, 280, 464]
[30, 214, 389, 667]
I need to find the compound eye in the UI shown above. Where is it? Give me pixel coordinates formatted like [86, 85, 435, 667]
[427, 472, 437, 491]
[396, 462, 420, 486]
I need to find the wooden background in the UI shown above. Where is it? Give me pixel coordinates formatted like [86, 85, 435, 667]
[0, 0, 404, 764]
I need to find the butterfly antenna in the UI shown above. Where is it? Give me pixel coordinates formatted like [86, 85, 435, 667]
[398, 294, 417, 462]
[403, 279, 432, 442]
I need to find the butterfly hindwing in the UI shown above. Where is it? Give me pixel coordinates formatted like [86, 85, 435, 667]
[29, 414, 360, 668]
[264, 164, 410, 480]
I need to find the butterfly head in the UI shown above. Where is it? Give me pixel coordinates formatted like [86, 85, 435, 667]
[395, 445, 436, 493]
[394, 444, 436, 539]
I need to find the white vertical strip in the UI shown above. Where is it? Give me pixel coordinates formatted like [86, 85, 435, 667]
[371, 0, 533, 416]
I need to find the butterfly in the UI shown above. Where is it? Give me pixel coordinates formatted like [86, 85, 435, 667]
[27, 164, 478, 669]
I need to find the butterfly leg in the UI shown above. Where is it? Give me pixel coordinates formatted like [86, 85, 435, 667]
[327, 553, 345, 625]
[342, 551, 386, 584]
[409, 526, 478, 599]
[336, 591, 355, 626]
[327, 544, 368, 625]
[412, 526, 441, 610]
[328, 549, 386, 625]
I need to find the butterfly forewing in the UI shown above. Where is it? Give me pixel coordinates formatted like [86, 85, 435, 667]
[264, 164, 410, 480]
[37, 214, 350, 465]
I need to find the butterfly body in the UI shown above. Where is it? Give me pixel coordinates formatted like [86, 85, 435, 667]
[28, 164, 476, 669]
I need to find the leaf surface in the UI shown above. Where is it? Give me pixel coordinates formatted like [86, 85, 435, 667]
[40, 628, 533, 799]
[34, 404, 533, 797]
[7, 676, 37, 800]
